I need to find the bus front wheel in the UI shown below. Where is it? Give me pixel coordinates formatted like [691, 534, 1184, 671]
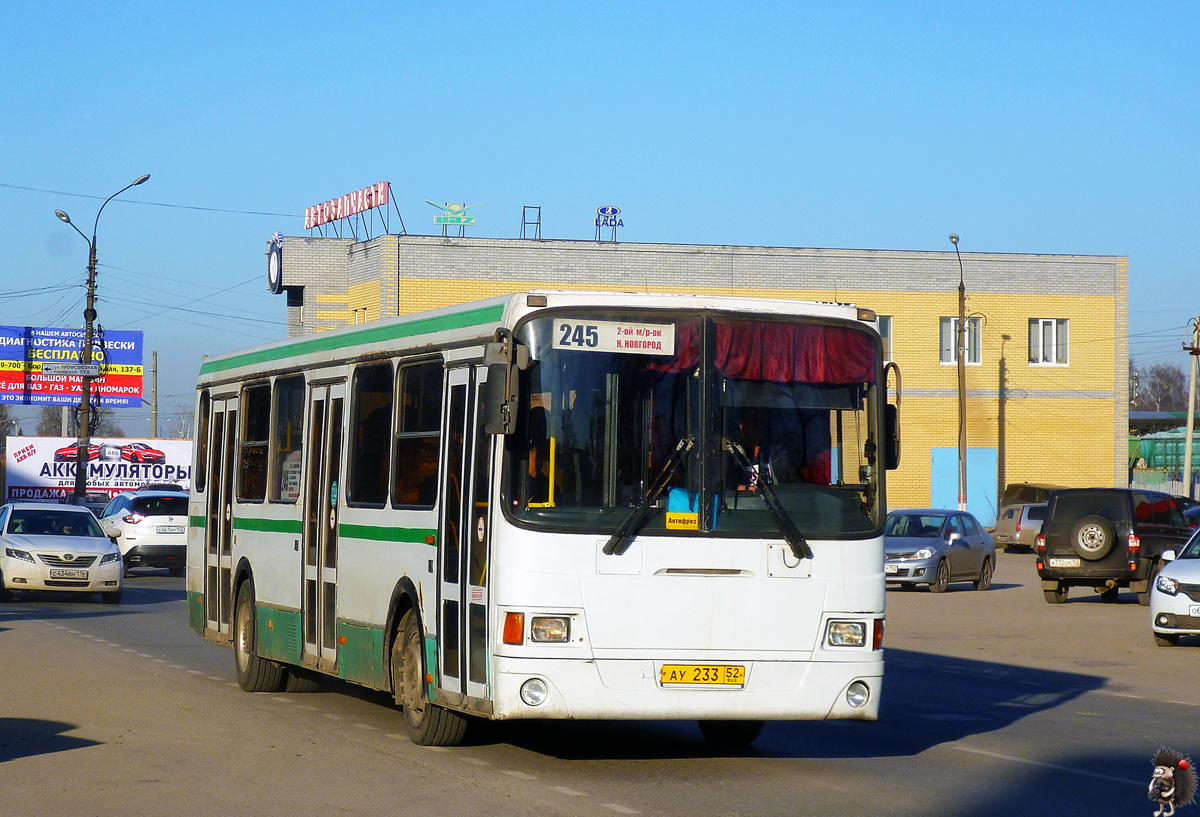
[392, 610, 468, 746]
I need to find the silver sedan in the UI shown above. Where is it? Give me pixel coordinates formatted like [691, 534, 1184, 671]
[884, 508, 996, 592]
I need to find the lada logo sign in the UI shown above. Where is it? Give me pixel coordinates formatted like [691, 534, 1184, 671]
[425, 200, 484, 226]
[595, 206, 623, 228]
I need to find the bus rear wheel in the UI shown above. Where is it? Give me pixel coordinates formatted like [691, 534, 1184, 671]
[698, 720, 764, 747]
[233, 582, 285, 692]
[392, 610, 467, 746]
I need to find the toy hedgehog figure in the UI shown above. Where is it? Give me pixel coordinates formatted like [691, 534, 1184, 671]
[1150, 747, 1197, 817]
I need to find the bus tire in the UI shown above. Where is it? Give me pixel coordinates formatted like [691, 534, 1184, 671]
[392, 610, 467, 746]
[283, 667, 322, 693]
[698, 720, 764, 746]
[233, 581, 285, 693]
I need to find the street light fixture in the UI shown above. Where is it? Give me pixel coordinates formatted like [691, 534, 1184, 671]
[950, 233, 967, 512]
[55, 174, 150, 501]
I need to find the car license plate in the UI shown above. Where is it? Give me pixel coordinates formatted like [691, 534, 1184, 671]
[1190, 604, 1200, 618]
[1048, 557, 1081, 568]
[660, 664, 745, 687]
[156, 525, 185, 534]
[49, 568, 88, 580]
[884, 564, 899, 574]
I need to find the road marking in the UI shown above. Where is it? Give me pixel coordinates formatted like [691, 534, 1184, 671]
[188, 670, 203, 675]
[502, 770, 539, 780]
[123, 648, 137, 653]
[207, 676, 225, 682]
[296, 705, 317, 711]
[170, 664, 185, 669]
[137, 653, 153, 658]
[601, 804, 641, 814]
[461, 757, 490, 766]
[355, 724, 377, 730]
[323, 714, 344, 720]
[553, 787, 587, 796]
[386, 733, 408, 742]
[951, 744, 1143, 785]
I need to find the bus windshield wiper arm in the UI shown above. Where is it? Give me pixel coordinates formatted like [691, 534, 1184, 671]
[603, 437, 694, 556]
[724, 440, 814, 561]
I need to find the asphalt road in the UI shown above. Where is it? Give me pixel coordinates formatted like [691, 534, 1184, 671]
[2, 554, 1195, 817]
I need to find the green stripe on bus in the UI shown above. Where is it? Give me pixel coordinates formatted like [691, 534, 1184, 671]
[199, 303, 505, 376]
[337, 622, 387, 688]
[190, 515, 206, 528]
[338, 523, 437, 546]
[233, 516, 305, 534]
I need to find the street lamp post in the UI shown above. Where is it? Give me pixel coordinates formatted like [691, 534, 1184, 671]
[950, 233, 967, 512]
[55, 174, 150, 501]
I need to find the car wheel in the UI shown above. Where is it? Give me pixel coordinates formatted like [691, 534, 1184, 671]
[392, 610, 467, 746]
[1069, 515, 1115, 561]
[973, 558, 993, 591]
[928, 560, 950, 593]
[698, 720, 764, 746]
[1154, 632, 1179, 647]
[233, 581, 285, 693]
[0, 577, 11, 603]
[101, 590, 123, 605]
[1043, 583, 1070, 604]
[168, 567, 184, 578]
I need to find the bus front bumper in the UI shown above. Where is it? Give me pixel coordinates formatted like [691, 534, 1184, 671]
[488, 654, 883, 722]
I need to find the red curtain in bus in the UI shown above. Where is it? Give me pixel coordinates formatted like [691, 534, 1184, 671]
[661, 321, 877, 384]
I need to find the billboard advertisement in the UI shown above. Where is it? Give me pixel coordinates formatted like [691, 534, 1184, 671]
[0, 326, 144, 407]
[5, 437, 192, 502]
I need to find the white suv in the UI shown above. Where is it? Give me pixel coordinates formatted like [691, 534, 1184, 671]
[100, 489, 189, 576]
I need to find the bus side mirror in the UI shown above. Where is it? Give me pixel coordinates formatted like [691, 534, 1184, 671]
[482, 330, 529, 435]
[884, 403, 900, 470]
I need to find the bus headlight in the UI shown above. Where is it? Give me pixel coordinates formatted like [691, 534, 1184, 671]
[826, 620, 866, 647]
[530, 616, 570, 642]
[520, 678, 549, 706]
[846, 681, 870, 708]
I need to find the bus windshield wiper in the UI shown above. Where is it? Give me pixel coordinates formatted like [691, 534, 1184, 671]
[603, 437, 694, 556]
[724, 440, 814, 561]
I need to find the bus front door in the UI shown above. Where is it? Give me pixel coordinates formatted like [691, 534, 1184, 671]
[204, 397, 237, 638]
[302, 382, 345, 672]
[439, 366, 492, 704]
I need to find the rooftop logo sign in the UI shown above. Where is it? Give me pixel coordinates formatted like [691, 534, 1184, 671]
[305, 181, 390, 230]
[425, 200, 484, 227]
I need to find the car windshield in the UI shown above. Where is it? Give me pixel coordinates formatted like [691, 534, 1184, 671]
[502, 310, 884, 539]
[7, 510, 104, 538]
[885, 513, 946, 537]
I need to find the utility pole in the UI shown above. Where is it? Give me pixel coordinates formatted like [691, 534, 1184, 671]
[151, 350, 158, 439]
[951, 234, 967, 511]
[1183, 317, 1200, 498]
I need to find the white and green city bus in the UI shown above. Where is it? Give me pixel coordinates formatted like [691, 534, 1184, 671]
[187, 290, 901, 746]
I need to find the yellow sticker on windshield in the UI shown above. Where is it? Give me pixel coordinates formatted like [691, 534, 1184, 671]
[665, 512, 699, 530]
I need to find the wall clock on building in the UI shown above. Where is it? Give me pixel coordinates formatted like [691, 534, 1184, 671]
[266, 238, 283, 294]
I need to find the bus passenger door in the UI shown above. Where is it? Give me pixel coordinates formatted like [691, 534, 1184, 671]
[439, 366, 492, 702]
[302, 382, 345, 671]
[204, 397, 237, 638]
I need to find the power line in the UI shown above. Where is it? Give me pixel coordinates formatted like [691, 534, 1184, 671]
[0, 182, 300, 218]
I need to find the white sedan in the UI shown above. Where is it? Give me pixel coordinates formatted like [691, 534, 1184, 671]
[1150, 530, 1200, 646]
[0, 502, 124, 604]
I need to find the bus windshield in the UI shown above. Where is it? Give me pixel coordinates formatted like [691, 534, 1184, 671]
[503, 310, 883, 539]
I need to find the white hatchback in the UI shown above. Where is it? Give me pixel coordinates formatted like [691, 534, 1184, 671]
[1150, 530, 1200, 647]
[0, 502, 124, 603]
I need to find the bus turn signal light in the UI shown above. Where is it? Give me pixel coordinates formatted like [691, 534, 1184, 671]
[503, 612, 525, 645]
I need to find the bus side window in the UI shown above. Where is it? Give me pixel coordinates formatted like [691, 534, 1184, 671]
[348, 362, 393, 506]
[393, 361, 443, 508]
[270, 375, 305, 503]
[238, 382, 271, 502]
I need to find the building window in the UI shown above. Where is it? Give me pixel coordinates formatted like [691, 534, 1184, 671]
[939, 317, 981, 364]
[878, 315, 892, 363]
[1029, 318, 1068, 365]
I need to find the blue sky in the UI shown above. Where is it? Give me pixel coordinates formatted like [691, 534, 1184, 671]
[1, 2, 1196, 435]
